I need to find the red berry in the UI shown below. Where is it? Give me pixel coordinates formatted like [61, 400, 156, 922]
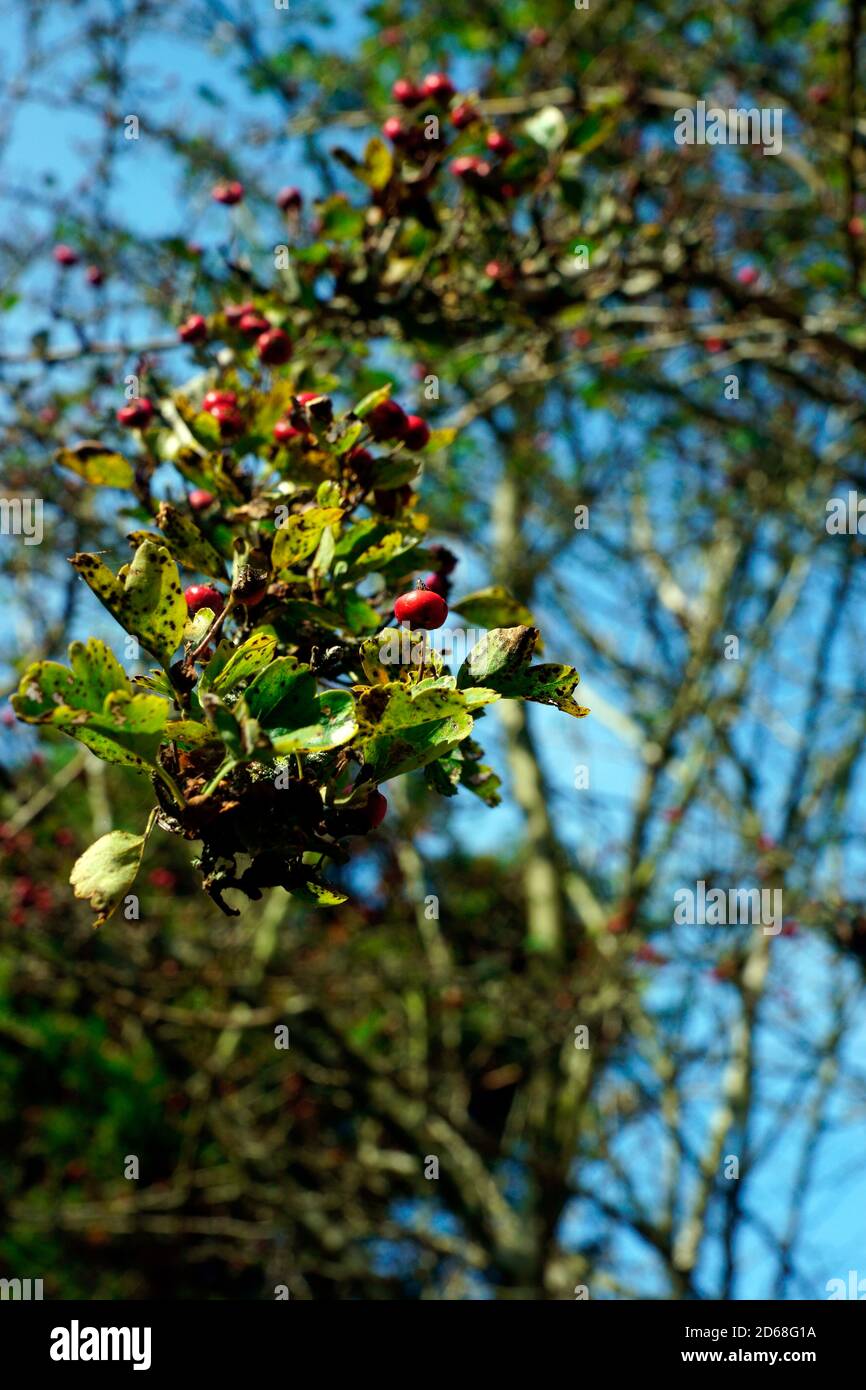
[189, 488, 215, 511]
[485, 260, 507, 280]
[401, 414, 430, 450]
[210, 402, 244, 438]
[849, 216, 865, 237]
[85, 265, 104, 286]
[807, 83, 832, 105]
[451, 102, 478, 130]
[422, 572, 448, 597]
[450, 155, 491, 180]
[394, 585, 448, 629]
[383, 116, 406, 144]
[572, 328, 592, 348]
[203, 389, 238, 411]
[421, 72, 455, 102]
[212, 180, 244, 205]
[486, 130, 514, 156]
[179, 313, 208, 343]
[224, 301, 255, 325]
[392, 78, 422, 107]
[53, 244, 79, 267]
[214, 408, 243, 437]
[117, 397, 154, 428]
[238, 311, 270, 337]
[366, 790, 388, 828]
[705, 337, 724, 354]
[273, 418, 304, 444]
[296, 390, 323, 405]
[367, 398, 407, 440]
[185, 584, 224, 617]
[527, 25, 549, 46]
[736, 266, 759, 286]
[276, 185, 303, 211]
[256, 328, 292, 365]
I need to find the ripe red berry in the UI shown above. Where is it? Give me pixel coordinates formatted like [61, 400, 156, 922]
[210, 402, 245, 438]
[421, 72, 455, 102]
[527, 26, 549, 47]
[450, 155, 491, 180]
[224, 302, 255, 325]
[256, 328, 292, 365]
[486, 129, 514, 156]
[367, 398, 407, 440]
[366, 790, 388, 828]
[185, 584, 224, 617]
[295, 390, 323, 405]
[485, 260, 507, 281]
[422, 572, 448, 597]
[849, 216, 865, 237]
[394, 584, 448, 629]
[273, 418, 304, 444]
[179, 313, 208, 343]
[212, 180, 244, 205]
[189, 488, 215, 511]
[572, 328, 592, 349]
[276, 185, 303, 211]
[807, 83, 833, 105]
[392, 78, 423, 107]
[53, 244, 79, 267]
[451, 102, 478, 129]
[401, 414, 430, 450]
[383, 116, 406, 144]
[202, 389, 238, 412]
[85, 264, 104, 286]
[736, 265, 759, 286]
[238, 312, 270, 337]
[117, 397, 154, 428]
[705, 337, 724, 354]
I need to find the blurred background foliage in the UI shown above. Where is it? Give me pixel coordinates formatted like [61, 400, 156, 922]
[2, 0, 866, 1299]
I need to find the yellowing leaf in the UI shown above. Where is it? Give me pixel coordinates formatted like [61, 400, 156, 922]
[56, 441, 135, 489]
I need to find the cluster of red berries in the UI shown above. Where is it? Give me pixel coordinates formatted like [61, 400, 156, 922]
[180, 302, 292, 365]
[202, 388, 245, 439]
[211, 180, 245, 206]
[366, 399, 430, 449]
[52, 245, 104, 284]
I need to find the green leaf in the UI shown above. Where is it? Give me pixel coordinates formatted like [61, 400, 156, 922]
[12, 638, 171, 772]
[242, 656, 358, 753]
[352, 383, 393, 419]
[317, 195, 365, 241]
[70, 829, 150, 928]
[69, 540, 187, 668]
[451, 585, 537, 631]
[272, 506, 344, 572]
[457, 626, 589, 718]
[56, 442, 135, 489]
[136, 502, 227, 579]
[290, 880, 349, 906]
[200, 631, 277, 696]
[356, 681, 476, 780]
